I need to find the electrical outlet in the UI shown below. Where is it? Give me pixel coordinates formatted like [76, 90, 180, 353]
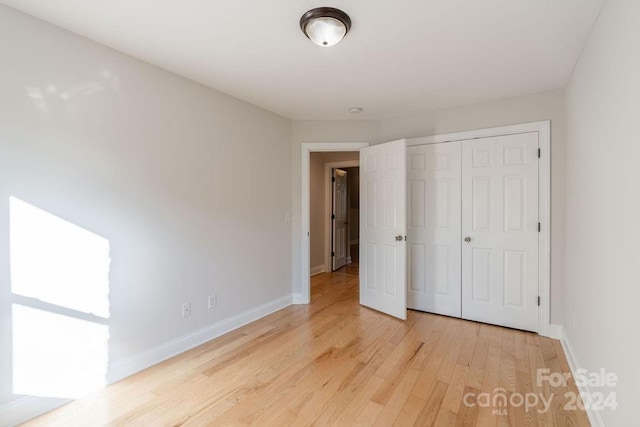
[208, 294, 217, 309]
[182, 302, 192, 318]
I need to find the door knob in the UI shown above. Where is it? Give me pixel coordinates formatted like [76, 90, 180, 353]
[395, 235, 403, 241]
[464, 236, 472, 243]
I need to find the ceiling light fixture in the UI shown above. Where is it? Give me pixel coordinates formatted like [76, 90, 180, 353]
[300, 7, 351, 47]
[349, 107, 363, 114]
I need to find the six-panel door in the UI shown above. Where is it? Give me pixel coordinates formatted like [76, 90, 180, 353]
[359, 140, 407, 320]
[461, 133, 539, 331]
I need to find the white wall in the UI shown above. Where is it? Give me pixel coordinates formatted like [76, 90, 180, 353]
[0, 4, 292, 418]
[564, 0, 640, 425]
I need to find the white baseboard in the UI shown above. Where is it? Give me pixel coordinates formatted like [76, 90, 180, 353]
[0, 396, 70, 427]
[310, 265, 325, 276]
[0, 294, 293, 426]
[548, 323, 563, 340]
[292, 293, 305, 304]
[107, 294, 292, 383]
[560, 327, 606, 427]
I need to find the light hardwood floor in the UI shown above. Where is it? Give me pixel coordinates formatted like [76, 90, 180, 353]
[25, 265, 589, 426]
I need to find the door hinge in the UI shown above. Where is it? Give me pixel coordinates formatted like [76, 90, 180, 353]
[538, 148, 541, 158]
[331, 176, 335, 182]
[538, 222, 541, 232]
[331, 214, 335, 220]
[331, 251, 335, 257]
[537, 296, 541, 306]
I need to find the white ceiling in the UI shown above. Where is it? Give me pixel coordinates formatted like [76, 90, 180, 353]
[1, 0, 605, 120]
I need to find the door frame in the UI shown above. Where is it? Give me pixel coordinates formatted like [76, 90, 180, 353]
[325, 161, 360, 272]
[407, 120, 551, 337]
[300, 142, 369, 304]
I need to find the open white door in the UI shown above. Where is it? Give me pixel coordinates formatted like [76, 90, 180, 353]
[332, 168, 348, 271]
[359, 140, 407, 320]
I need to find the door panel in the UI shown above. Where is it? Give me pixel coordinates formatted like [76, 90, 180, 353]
[407, 142, 462, 317]
[360, 140, 406, 320]
[461, 133, 539, 332]
[332, 169, 348, 270]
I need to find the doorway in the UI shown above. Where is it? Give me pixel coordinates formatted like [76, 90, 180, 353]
[300, 142, 369, 304]
[309, 152, 360, 279]
[331, 166, 359, 274]
[341, 167, 360, 273]
[331, 168, 348, 271]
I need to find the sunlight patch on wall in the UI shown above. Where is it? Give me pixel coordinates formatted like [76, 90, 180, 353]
[12, 305, 109, 399]
[9, 196, 110, 318]
[9, 196, 111, 399]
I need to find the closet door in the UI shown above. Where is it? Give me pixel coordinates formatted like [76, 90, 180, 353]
[407, 143, 462, 317]
[461, 133, 539, 332]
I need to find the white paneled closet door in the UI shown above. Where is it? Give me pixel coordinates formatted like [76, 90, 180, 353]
[407, 142, 462, 317]
[406, 132, 540, 332]
[461, 133, 539, 332]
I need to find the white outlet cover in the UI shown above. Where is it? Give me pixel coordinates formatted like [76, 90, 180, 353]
[208, 295, 217, 309]
[182, 302, 191, 317]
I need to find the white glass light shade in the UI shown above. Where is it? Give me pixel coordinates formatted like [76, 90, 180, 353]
[304, 17, 347, 47]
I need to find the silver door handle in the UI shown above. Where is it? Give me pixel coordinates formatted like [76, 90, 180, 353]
[464, 236, 472, 243]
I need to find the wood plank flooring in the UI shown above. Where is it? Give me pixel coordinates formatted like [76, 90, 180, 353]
[25, 265, 589, 426]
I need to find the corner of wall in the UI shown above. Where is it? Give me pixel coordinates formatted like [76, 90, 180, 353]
[559, 327, 606, 427]
[310, 265, 326, 276]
